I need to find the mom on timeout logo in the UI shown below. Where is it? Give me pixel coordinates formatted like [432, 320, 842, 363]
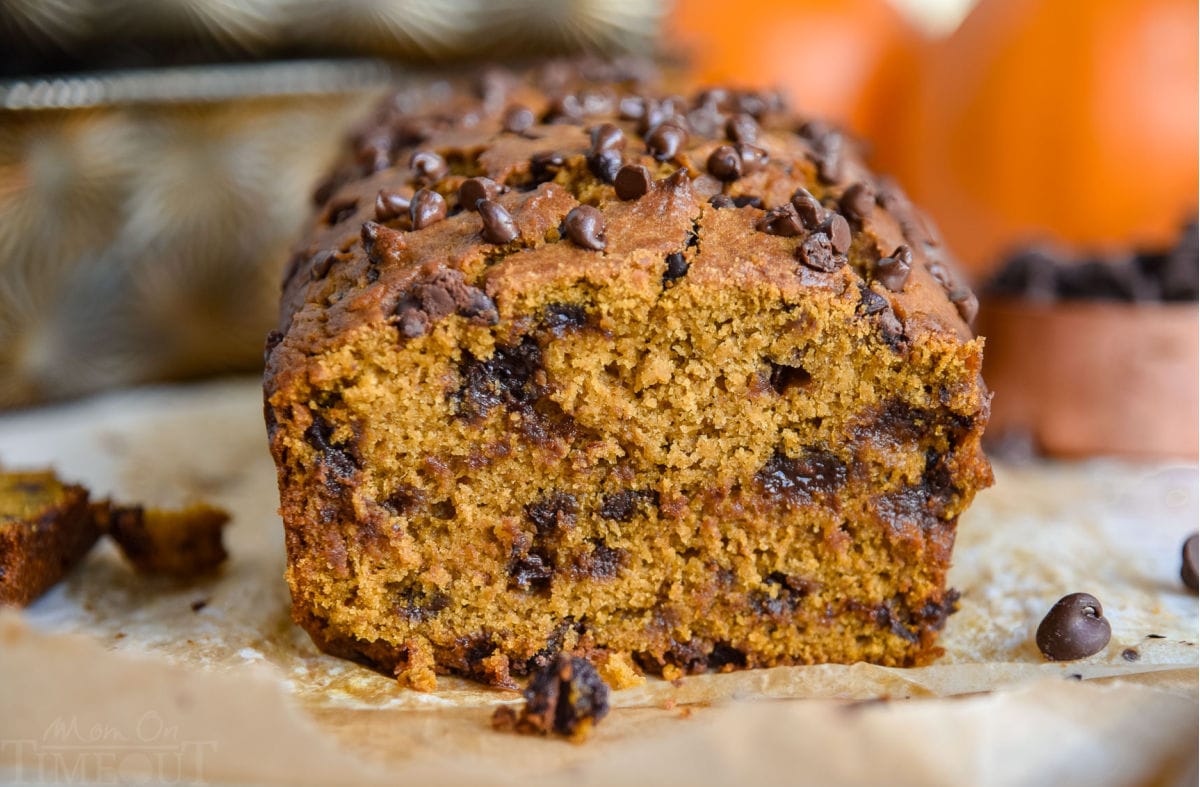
[1, 710, 217, 784]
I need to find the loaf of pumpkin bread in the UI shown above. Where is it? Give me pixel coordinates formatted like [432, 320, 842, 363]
[264, 62, 993, 690]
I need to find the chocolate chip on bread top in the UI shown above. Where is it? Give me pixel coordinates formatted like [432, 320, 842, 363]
[265, 60, 992, 690]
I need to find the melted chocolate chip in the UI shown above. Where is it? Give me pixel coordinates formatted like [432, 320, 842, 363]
[409, 150, 448, 182]
[726, 113, 759, 144]
[410, 188, 447, 230]
[875, 246, 913, 292]
[646, 122, 688, 161]
[756, 204, 804, 237]
[304, 414, 359, 491]
[454, 337, 543, 421]
[575, 541, 625, 579]
[395, 269, 497, 338]
[543, 303, 588, 333]
[707, 145, 743, 182]
[509, 550, 553, 593]
[614, 164, 652, 201]
[459, 177, 503, 212]
[664, 251, 690, 281]
[797, 232, 844, 272]
[1036, 593, 1112, 661]
[526, 492, 579, 536]
[599, 490, 655, 522]
[756, 450, 847, 506]
[494, 654, 609, 738]
[1182, 533, 1198, 592]
[503, 104, 535, 134]
[563, 205, 606, 251]
[478, 199, 518, 244]
[374, 190, 410, 222]
[840, 182, 875, 222]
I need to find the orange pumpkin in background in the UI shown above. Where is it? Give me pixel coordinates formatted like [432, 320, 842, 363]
[666, 0, 922, 141]
[873, 0, 1199, 274]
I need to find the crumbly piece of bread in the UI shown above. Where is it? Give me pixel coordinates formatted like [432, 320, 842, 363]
[265, 62, 992, 689]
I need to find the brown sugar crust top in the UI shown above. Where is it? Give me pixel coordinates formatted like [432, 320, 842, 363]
[267, 62, 978, 391]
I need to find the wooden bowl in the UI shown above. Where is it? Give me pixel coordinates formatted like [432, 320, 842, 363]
[979, 299, 1198, 459]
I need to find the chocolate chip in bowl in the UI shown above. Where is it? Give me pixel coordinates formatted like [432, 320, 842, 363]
[978, 221, 1199, 458]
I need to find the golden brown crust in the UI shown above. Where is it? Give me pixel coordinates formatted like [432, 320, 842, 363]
[0, 471, 101, 607]
[265, 62, 992, 689]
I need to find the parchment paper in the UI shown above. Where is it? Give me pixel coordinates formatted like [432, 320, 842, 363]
[0, 378, 1196, 785]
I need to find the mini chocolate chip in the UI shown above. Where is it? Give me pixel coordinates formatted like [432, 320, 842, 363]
[1182, 533, 1198, 592]
[840, 182, 875, 221]
[530, 151, 565, 184]
[797, 232, 844, 272]
[664, 251, 689, 280]
[563, 205, 606, 251]
[410, 188, 447, 230]
[732, 195, 763, 208]
[589, 122, 625, 153]
[375, 190, 410, 222]
[361, 221, 381, 255]
[790, 188, 827, 230]
[309, 250, 336, 280]
[459, 177, 503, 212]
[726, 113, 759, 144]
[857, 284, 889, 315]
[614, 164, 652, 201]
[646, 122, 688, 161]
[756, 204, 804, 237]
[707, 145, 743, 182]
[824, 214, 852, 254]
[737, 144, 769, 174]
[587, 149, 622, 183]
[709, 194, 735, 209]
[875, 246, 913, 292]
[478, 199, 518, 244]
[503, 104, 535, 134]
[409, 150, 448, 182]
[1036, 593, 1112, 661]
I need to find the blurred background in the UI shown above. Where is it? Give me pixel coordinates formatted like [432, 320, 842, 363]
[0, 0, 1196, 456]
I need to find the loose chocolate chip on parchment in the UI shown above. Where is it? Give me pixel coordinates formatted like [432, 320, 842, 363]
[614, 164, 652, 201]
[1036, 593, 1112, 661]
[875, 246, 913, 292]
[563, 205, 606, 251]
[478, 199, 519, 244]
[1182, 533, 1199, 592]
[410, 188, 447, 230]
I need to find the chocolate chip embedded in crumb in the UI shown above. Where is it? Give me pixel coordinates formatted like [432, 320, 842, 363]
[726, 112, 759, 144]
[502, 104, 535, 134]
[530, 151, 566, 184]
[409, 150, 448, 182]
[664, 251, 689, 281]
[491, 653, 610, 740]
[1036, 593, 1112, 661]
[614, 164, 652, 201]
[646, 122, 688, 161]
[589, 122, 625, 154]
[824, 213, 852, 255]
[709, 194, 735, 209]
[790, 188, 828, 230]
[1182, 533, 1199, 592]
[797, 232, 844, 272]
[588, 150, 622, 183]
[309, 250, 336, 280]
[840, 182, 875, 222]
[459, 177, 503, 212]
[477, 199, 519, 244]
[756, 204, 804, 237]
[737, 144, 769, 174]
[707, 145, 743, 182]
[875, 246, 913, 292]
[410, 188, 447, 230]
[375, 190, 410, 222]
[563, 205, 606, 251]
